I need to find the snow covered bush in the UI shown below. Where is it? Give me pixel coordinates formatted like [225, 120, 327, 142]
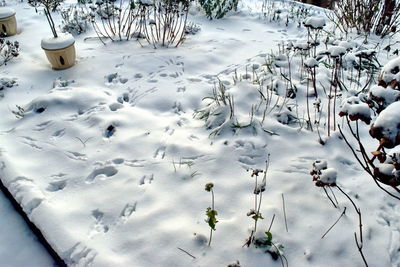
[339, 57, 400, 200]
[61, 5, 91, 35]
[198, 0, 238, 19]
[89, 0, 190, 47]
[139, 0, 191, 47]
[0, 39, 19, 66]
[327, 0, 400, 37]
[88, 0, 140, 42]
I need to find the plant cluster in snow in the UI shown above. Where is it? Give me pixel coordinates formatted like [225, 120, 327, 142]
[310, 160, 337, 187]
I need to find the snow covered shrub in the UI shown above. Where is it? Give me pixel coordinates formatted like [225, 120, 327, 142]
[89, 0, 190, 47]
[327, 0, 400, 37]
[88, 0, 140, 42]
[0, 77, 17, 98]
[28, 0, 64, 38]
[0, 39, 19, 66]
[61, 5, 91, 35]
[198, 0, 238, 19]
[338, 57, 400, 200]
[184, 21, 201, 35]
[138, 0, 191, 48]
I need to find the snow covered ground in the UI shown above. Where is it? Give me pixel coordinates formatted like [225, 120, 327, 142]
[1, 0, 400, 266]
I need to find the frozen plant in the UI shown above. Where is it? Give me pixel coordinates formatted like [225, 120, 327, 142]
[327, 0, 400, 38]
[0, 39, 19, 66]
[254, 231, 287, 266]
[89, 0, 140, 43]
[243, 156, 269, 247]
[0, 77, 17, 91]
[28, 0, 65, 38]
[310, 160, 368, 266]
[61, 5, 91, 35]
[338, 59, 400, 200]
[198, 0, 238, 20]
[139, 0, 191, 48]
[204, 183, 218, 246]
[184, 21, 201, 35]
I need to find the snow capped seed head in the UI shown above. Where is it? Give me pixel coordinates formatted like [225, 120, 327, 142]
[319, 168, 337, 185]
[339, 96, 371, 124]
[304, 58, 318, 68]
[328, 46, 346, 58]
[313, 160, 328, 171]
[369, 101, 400, 148]
[303, 17, 325, 30]
[378, 56, 400, 87]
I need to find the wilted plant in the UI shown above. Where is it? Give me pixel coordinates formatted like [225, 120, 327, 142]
[243, 156, 269, 247]
[205, 182, 218, 246]
[61, 4, 91, 35]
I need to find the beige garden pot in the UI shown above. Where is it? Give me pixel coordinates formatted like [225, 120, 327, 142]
[0, 8, 17, 36]
[41, 34, 76, 70]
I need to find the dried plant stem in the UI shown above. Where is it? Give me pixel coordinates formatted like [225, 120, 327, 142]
[321, 207, 346, 239]
[336, 185, 368, 267]
[281, 193, 288, 233]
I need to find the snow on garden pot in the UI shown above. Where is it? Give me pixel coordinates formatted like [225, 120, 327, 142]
[41, 33, 75, 70]
[0, 7, 17, 36]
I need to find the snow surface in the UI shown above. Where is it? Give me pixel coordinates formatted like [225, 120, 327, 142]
[0, 0, 400, 266]
[41, 33, 75, 50]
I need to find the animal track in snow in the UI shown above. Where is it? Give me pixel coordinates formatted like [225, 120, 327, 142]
[118, 202, 137, 223]
[52, 128, 65, 137]
[104, 73, 128, 85]
[124, 159, 146, 168]
[86, 165, 118, 183]
[20, 136, 42, 150]
[65, 242, 97, 266]
[46, 180, 67, 192]
[8, 176, 45, 214]
[33, 120, 53, 131]
[89, 209, 109, 236]
[139, 174, 154, 185]
[65, 151, 87, 161]
[109, 102, 124, 111]
[153, 146, 166, 159]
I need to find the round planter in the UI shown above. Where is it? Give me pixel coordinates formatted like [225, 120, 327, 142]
[0, 7, 17, 36]
[41, 34, 76, 70]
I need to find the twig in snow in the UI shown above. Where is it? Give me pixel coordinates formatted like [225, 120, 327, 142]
[321, 207, 346, 239]
[177, 247, 196, 259]
[281, 193, 288, 233]
[75, 137, 92, 148]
